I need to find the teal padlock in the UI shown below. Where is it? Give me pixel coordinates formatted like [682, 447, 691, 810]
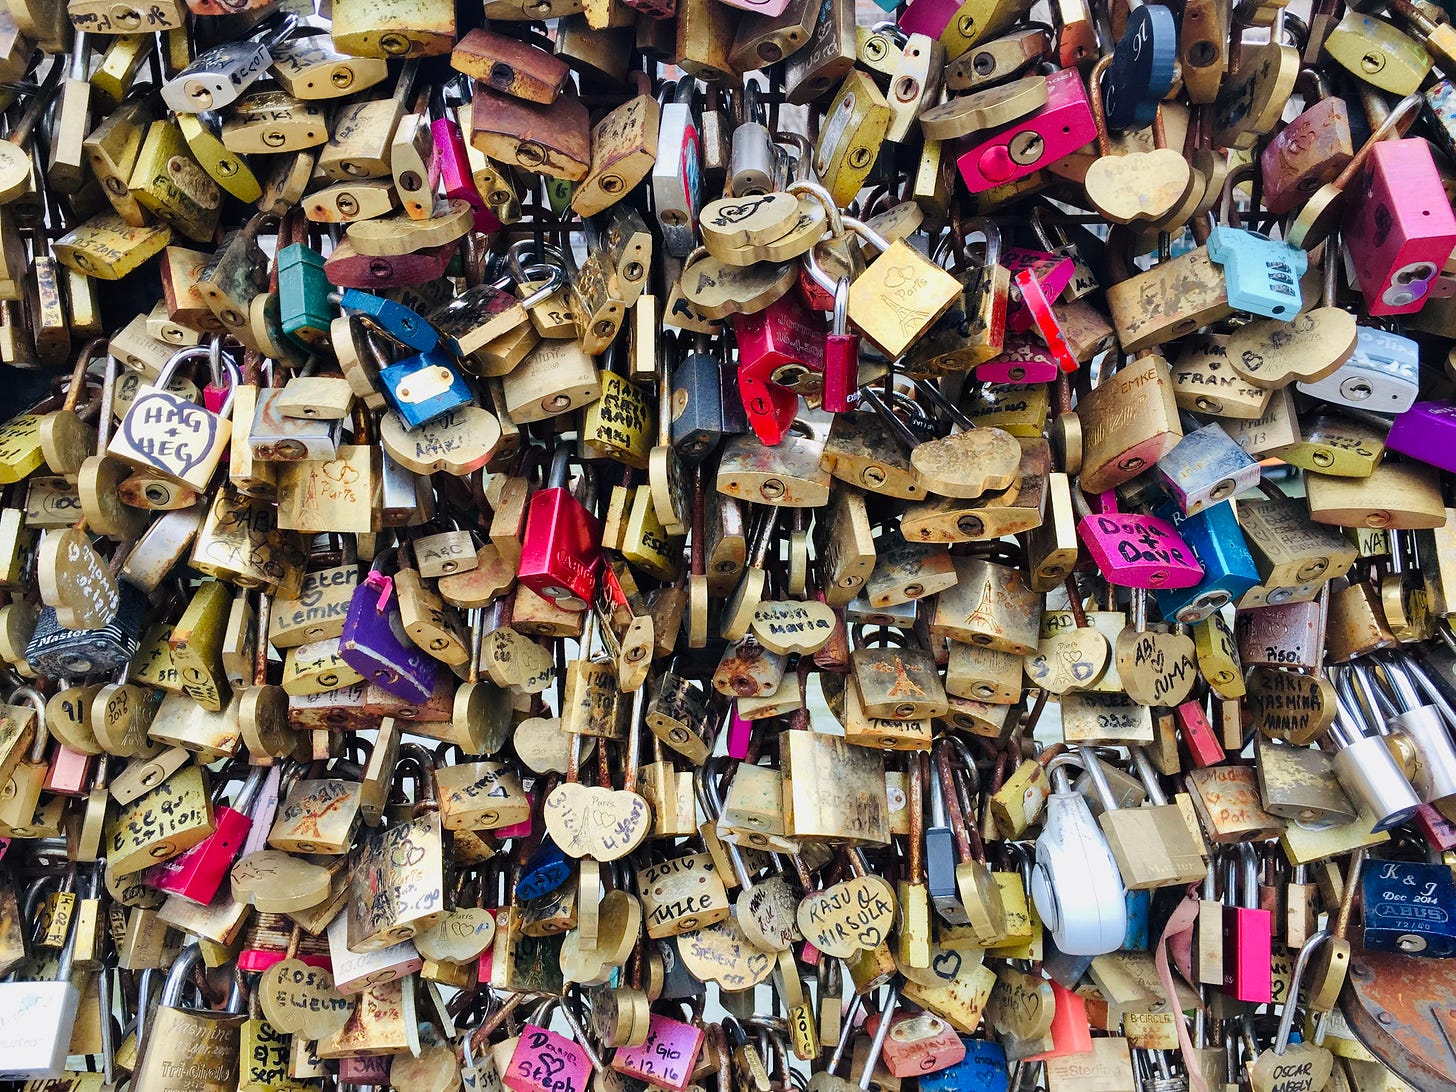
[1207, 226, 1308, 320]
[278, 242, 332, 351]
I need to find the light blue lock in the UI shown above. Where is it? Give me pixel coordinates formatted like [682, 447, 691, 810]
[1207, 227, 1308, 319]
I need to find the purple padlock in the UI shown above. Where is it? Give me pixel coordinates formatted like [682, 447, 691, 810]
[339, 552, 439, 704]
[1387, 401, 1456, 473]
[1075, 490, 1205, 590]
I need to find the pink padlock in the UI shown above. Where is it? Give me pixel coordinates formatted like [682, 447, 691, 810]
[433, 111, 503, 234]
[1004, 248, 1076, 333]
[610, 1012, 705, 1092]
[146, 766, 270, 906]
[898, 0, 963, 38]
[976, 332, 1062, 385]
[1074, 490, 1204, 590]
[956, 68, 1098, 193]
[495, 786, 536, 840]
[43, 744, 92, 797]
[1344, 138, 1456, 316]
[506, 1022, 594, 1092]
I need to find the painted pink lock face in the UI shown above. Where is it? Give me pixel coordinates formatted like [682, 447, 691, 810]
[611, 1013, 704, 1092]
[506, 1026, 593, 1092]
[1077, 510, 1204, 590]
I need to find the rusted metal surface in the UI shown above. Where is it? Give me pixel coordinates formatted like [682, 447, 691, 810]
[1344, 945, 1456, 1092]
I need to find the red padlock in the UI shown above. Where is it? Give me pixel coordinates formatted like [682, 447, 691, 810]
[147, 765, 271, 906]
[517, 444, 602, 612]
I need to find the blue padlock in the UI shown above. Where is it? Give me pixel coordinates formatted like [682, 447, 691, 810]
[920, 1038, 1009, 1092]
[1123, 888, 1151, 951]
[1099, 4, 1178, 130]
[1153, 499, 1261, 625]
[333, 287, 439, 352]
[516, 839, 572, 900]
[379, 348, 474, 430]
[1207, 227, 1308, 319]
[1362, 859, 1456, 957]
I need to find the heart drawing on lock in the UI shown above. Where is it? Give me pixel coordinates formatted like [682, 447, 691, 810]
[119, 390, 217, 482]
[1025, 628, 1109, 695]
[544, 782, 652, 861]
[795, 875, 898, 958]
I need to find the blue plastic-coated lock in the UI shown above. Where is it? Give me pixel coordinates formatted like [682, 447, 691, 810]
[517, 839, 572, 899]
[379, 349, 474, 431]
[1153, 499, 1261, 625]
[920, 1039, 1009, 1092]
[1361, 859, 1456, 957]
[1206, 227, 1308, 319]
[1122, 888, 1151, 951]
[335, 288, 439, 352]
[1099, 4, 1178, 130]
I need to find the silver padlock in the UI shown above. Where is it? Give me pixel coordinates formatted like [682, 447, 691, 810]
[1155, 421, 1263, 516]
[729, 82, 776, 198]
[1296, 325, 1420, 414]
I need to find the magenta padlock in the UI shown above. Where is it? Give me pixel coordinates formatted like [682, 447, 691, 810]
[734, 291, 826, 445]
[1221, 845, 1273, 1004]
[147, 765, 271, 905]
[495, 786, 535, 840]
[505, 1025, 594, 1092]
[1344, 138, 1456, 315]
[956, 67, 1098, 192]
[610, 1012, 706, 1092]
[1386, 401, 1456, 472]
[823, 279, 857, 414]
[976, 331, 1061, 384]
[340, 551, 441, 704]
[517, 444, 602, 612]
[898, 0, 960, 37]
[1074, 489, 1204, 589]
[43, 744, 93, 797]
[433, 111, 503, 234]
[1004, 248, 1076, 333]
[727, 702, 752, 760]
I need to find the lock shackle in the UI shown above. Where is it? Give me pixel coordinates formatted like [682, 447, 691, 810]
[801, 242, 844, 300]
[230, 764, 272, 815]
[841, 215, 891, 258]
[911, 377, 977, 432]
[787, 181, 844, 238]
[10, 685, 45, 760]
[1044, 753, 1087, 794]
[1129, 747, 1169, 806]
[858, 986, 900, 1089]
[1374, 657, 1424, 716]
[1273, 930, 1334, 1053]
[159, 941, 207, 1007]
[1074, 746, 1120, 811]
